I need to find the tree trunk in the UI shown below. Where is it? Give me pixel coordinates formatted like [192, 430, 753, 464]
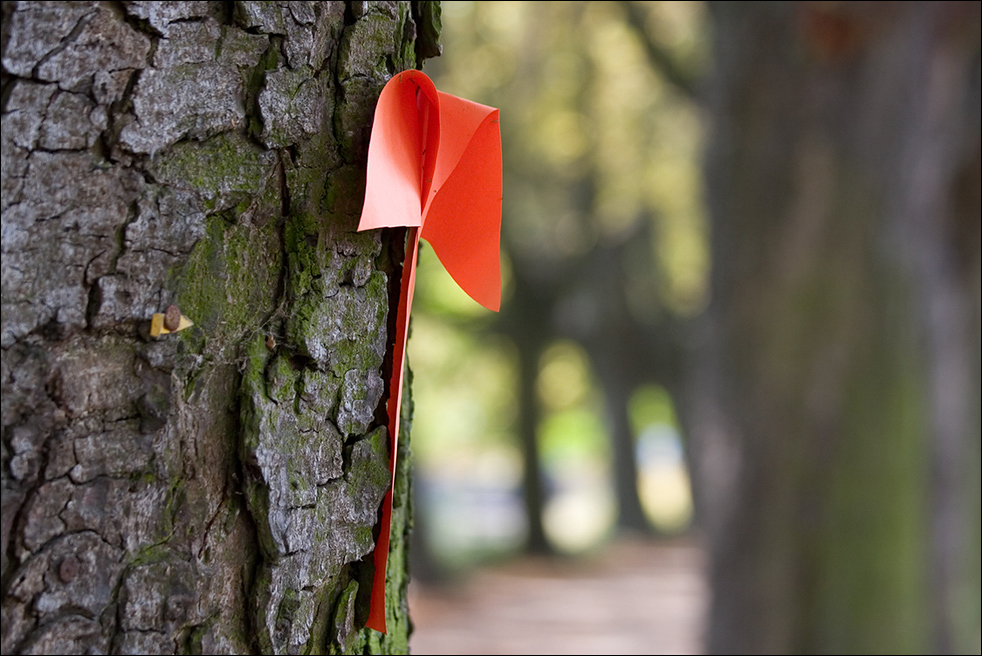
[1, 1, 433, 653]
[515, 332, 551, 555]
[689, 2, 981, 653]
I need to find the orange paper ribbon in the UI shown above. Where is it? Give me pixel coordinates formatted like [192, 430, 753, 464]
[357, 70, 501, 633]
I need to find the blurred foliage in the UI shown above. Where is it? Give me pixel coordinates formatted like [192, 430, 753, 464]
[629, 383, 679, 433]
[410, 1, 709, 563]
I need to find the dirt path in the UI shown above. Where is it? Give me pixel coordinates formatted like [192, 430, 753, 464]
[408, 538, 707, 655]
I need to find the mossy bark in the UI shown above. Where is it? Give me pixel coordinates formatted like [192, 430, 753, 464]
[689, 3, 981, 653]
[2, 2, 438, 653]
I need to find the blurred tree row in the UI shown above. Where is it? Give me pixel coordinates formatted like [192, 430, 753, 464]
[419, 0, 707, 552]
[420, 1, 980, 653]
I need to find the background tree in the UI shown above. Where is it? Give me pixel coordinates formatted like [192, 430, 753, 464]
[1, 1, 438, 653]
[688, 2, 981, 652]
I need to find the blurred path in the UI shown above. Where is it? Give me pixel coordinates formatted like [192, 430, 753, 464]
[408, 537, 707, 655]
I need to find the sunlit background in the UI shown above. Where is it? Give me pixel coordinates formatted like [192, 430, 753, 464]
[410, 0, 706, 571]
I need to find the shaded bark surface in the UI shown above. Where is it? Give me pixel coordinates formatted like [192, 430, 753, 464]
[689, 2, 981, 653]
[1, 1, 433, 653]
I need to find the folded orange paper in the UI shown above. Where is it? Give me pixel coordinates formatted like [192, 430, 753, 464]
[357, 69, 501, 633]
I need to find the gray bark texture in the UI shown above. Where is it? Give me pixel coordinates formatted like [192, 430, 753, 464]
[1, 1, 435, 653]
[689, 2, 981, 653]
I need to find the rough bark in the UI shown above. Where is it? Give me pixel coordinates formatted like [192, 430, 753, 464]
[2, 1, 434, 653]
[688, 2, 981, 653]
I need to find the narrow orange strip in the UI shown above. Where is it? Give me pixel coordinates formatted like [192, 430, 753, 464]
[357, 70, 501, 633]
[366, 228, 419, 633]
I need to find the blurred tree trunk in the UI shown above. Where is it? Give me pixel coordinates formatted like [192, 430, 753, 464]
[1, 1, 435, 653]
[594, 351, 649, 533]
[687, 2, 981, 653]
[508, 280, 552, 555]
[582, 239, 654, 535]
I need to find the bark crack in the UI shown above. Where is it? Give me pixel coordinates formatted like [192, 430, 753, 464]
[195, 483, 229, 560]
[30, 9, 98, 81]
